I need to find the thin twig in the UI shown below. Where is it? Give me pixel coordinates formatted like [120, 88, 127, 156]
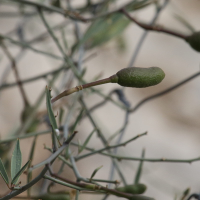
[121, 8, 188, 40]
[79, 98, 127, 185]
[129, 71, 200, 113]
[49, 173, 154, 200]
[0, 34, 64, 61]
[127, 0, 169, 68]
[9, 0, 155, 22]
[0, 65, 69, 91]
[0, 41, 29, 106]
[75, 132, 147, 161]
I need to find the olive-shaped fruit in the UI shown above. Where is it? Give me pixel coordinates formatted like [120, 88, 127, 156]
[185, 31, 200, 52]
[111, 67, 165, 88]
[38, 193, 69, 200]
[128, 196, 154, 200]
[116, 183, 147, 194]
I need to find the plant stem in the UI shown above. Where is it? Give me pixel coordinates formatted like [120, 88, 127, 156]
[121, 8, 188, 40]
[75, 132, 147, 161]
[129, 71, 200, 113]
[49, 173, 153, 200]
[0, 41, 29, 106]
[51, 76, 116, 103]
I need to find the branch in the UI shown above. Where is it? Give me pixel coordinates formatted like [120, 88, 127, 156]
[121, 8, 188, 40]
[0, 34, 63, 61]
[75, 132, 147, 161]
[9, 0, 155, 23]
[49, 173, 154, 200]
[0, 65, 69, 91]
[129, 71, 200, 113]
[0, 41, 29, 106]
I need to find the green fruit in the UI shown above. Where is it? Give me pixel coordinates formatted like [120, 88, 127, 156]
[129, 196, 154, 200]
[116, 183, 147, 194]
[185, 32, 200, 52]
[111, 67, 165, 88]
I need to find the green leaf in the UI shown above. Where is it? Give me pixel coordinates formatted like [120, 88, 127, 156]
[46, 86, 60, 148]
[71, 109, 84, 134]
[134, 149, 145, 184]
[11, 139, 22, 181]
[27, 136, 37, 195]
[11, 160, 31, 185]
[59, 107, 64, 126]
[0, 158, 9, 184]
[90, 165, 103, 180]
[46, 86, 58, 130]
[78, 129, 96, 154]
[73, 13, 130, 51]
[180, 187, 190, 200]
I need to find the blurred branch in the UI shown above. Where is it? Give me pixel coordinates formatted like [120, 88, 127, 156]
[0, 65, 69, 91]
[79, 98, 127, 185]
[95, 153, 200, 164]
[128, 0, 169, 68]
[9, 0, 156, 22]
[75, 132, 147, 161]
[0, 41, 29, 106]
[129, 71, 200, 113]
[121, 8, 188, 40]
[49, 172, 153, 200]
[0, 34, 64, 61]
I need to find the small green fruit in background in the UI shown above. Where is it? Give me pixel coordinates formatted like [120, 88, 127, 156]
[116, 183, 147, 194]
[185, 32, 200, 52]
[111, 67, 165, 88]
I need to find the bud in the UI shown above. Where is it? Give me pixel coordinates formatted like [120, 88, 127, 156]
[185, 32, 200, 52]
[116, 183, 147, 194]
[110, 67, 165, 88]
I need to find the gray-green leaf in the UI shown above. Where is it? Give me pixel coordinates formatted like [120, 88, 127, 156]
[46, 86, 60, 148]
[46, 86, 58, 130]
[90, 165, 103, 180]
[73, 13, 130, 51]
[78, 129, 96, 154]
[11, 160, 31, 185]
[0, 158, 9, 184]
[11, 139, 22, 181]
[134, 149, 145, 184]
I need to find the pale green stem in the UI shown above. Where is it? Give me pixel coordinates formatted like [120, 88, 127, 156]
[51, 75, 117, 103]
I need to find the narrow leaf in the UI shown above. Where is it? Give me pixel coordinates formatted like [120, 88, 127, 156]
[71, 109, 84, 134]
[78, 129, 96, 154]
[27, 136, 37, 196]
[59, 107, 64, 126]
[11, 160, 31, 185]
[46, 86, 58, 130]
[180, 187, 190, 200]
[46, 86, 60, 148]
[90, 165, 103, 180]
[134, 149, 145, 184]
[0, 158, 9, 184]
[74, 13, 129, 51]
[77, 139, 82, 154]
[11, 139, 22, 180]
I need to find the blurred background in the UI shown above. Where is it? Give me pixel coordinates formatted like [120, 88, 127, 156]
[0, 0, 199, 200]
